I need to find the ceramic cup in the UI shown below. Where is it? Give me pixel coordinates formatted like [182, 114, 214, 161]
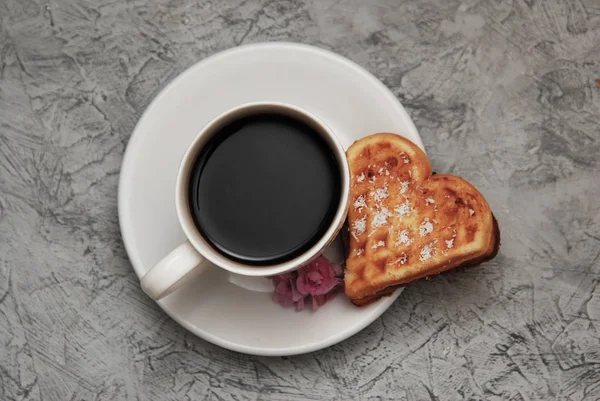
[140, 102, 351, 300]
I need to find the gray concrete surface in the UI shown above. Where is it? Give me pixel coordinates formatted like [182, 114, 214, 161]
[1, 0, 599, 400]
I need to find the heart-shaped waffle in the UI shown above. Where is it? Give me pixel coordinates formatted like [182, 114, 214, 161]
[344, 133, 500, 306]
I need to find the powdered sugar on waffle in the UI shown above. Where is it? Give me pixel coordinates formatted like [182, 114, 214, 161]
[351, 216, 366, 240]
[372, 240, 385, 249]
[420, 240, 438, 261]
[419, 218, 434, 237]
[353, 195, 367, 211]
[372, 207, 392, 228]
[400, 181, 409, 194]
[396, 229, 414, 247]
[371, 183, 389, 202]
[395, 199, 411, 218]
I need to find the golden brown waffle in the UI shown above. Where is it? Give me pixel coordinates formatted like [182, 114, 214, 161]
[345, 133, 500, 306]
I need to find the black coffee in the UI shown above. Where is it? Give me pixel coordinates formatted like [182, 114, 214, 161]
[188, 113, 341, 265]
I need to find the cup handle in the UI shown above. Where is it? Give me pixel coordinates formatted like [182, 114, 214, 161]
[140, 241, 208, 300]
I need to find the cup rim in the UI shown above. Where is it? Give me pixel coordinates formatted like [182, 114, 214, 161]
[175, 101, 350, 277]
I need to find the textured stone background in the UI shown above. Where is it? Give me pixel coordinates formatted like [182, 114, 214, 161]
[1, 0, 599, 400]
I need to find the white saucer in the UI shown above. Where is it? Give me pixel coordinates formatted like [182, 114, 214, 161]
[118, 42, 424, 356]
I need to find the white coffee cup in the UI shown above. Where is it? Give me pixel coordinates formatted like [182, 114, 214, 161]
[140, 102, 351, 300]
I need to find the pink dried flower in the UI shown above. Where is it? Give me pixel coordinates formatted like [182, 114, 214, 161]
[271, 256, 344, 312]
[272, 272, 304, 308]
[297, 256, 340, 296]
